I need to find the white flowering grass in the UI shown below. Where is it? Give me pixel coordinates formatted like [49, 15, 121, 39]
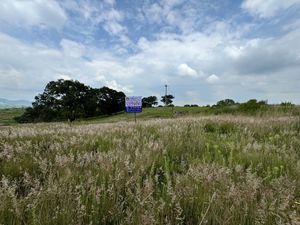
[0, 115, 300, 224]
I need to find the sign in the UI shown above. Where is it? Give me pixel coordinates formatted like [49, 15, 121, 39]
[125, 96, 142, 113]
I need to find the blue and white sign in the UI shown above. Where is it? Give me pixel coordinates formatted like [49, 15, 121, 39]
[125, 96, 142, 113]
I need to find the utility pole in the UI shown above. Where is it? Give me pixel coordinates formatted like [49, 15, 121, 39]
[164, 84, 168, 106]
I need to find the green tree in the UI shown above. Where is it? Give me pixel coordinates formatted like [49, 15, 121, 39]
[161, 95, 174, 106]
[32, 79, 91, 121]
[216, 99, 235, 107]
[238, 99, 267, 113]
[15, 80, 125, 123]
[142, 96, 158, 107]
[96, 86, 125, 115]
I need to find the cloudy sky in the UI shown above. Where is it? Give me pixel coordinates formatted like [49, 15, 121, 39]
[0, 0, 300, 105]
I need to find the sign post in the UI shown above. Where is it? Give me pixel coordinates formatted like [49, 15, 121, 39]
[125, 96, 142, 123]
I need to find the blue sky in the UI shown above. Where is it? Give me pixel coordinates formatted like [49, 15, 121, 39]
[0, 0, 300, 105]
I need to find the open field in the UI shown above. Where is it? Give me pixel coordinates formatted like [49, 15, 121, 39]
[2, 105, 300, 125]
[0, 114, 300, 224]
[0, 108, 25, 125]
[80, 105, 300, 124]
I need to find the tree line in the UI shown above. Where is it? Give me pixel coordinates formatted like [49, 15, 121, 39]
[142, 95, 174, 107]
[17, 79, 281, 123]
[15, 79, 174, 123]
[15, 79, 126, 123]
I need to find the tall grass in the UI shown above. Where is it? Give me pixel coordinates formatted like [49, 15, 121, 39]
[0, 115, 300, 224]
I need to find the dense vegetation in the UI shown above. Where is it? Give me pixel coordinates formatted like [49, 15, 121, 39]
[0, 113, 300, 224]
[10, 78, 299, 124]
[14, 79, 126, 123]
[161, 94, 175, 106]
[142, 96, 158, 108]
[0, 103, 299, 126]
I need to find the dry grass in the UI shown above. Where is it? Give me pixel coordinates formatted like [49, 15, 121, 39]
[0, 115, 300, 224]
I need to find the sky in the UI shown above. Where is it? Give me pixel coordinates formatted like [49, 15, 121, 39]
[0, 0, 300, 105]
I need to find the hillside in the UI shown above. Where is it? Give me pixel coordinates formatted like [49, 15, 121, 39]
[0, 114, 299, 224]
[1, 105, 300, 126]
[0, 108, 25, 125]
[74, 105, 300, 124]
[0, 107, 201, 125]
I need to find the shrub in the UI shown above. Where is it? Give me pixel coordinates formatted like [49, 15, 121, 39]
[216, 99, 235, 107]
[238, 99, 267, 113]
[280, 102, 294, 107]
[204, 122, 217, 133]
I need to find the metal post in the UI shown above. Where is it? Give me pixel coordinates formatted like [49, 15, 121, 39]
[134, 112, 137, 123]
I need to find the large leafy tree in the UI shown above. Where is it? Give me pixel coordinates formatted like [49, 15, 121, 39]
[32, 79, 91, 121]
[142, 96, 158, 107]
[15, 80, 125, 123]
[95, 86, 125, 115]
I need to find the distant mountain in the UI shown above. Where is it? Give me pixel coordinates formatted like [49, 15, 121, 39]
[0, 98, 31, 108]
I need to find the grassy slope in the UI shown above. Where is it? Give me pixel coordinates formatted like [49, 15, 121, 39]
[0, 115, 299, 224]
[0, 108, 25, 125]
[1, 106, 300, 224]
[79, 105, 300, 124]
[0, 107, 205, 125]
[1, 105, 300, 125]
[79, 107, 207, 124]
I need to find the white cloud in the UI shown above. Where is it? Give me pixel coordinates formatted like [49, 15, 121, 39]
[144, 3, 163, 24]
[162, 0, 185, 8]
[0, 0, 67, 29]
[86, 59, 141, 80]
[61, 0, 130, 46]
[95, 6, 130, 45]
[104, 80, 133, 94]
[141, 0, 201, 33]
[103, 20, 127, 36]
[60, 0, 97, 20]
[1, 12, 300, 105]
[242, 0, 300, 18]
[227, 35, 300, 75]
[56, 74, 72, 80]
[206, 74, 220, 84]
[60, 39, 85, 58]
[178, 63, 198, 78]
[104, 0, 116, 6]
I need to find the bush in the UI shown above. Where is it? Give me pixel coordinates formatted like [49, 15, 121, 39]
[204, 122, 217, 133]
[280, 102, 294, 107]
[216, 99, 235, 107]
[219, 122, 235, 134]
[238, 99, 267, 114]
[204, 122, 235, 134]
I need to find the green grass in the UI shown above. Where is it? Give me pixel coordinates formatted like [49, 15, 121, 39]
[78, 105, 300, 124]
[79, 107, 191, 123]
[3, 105, 300, 125]
[0, 108, 25, 125]
[0, 114, 299, 224]
[0, 106, 202, 125]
